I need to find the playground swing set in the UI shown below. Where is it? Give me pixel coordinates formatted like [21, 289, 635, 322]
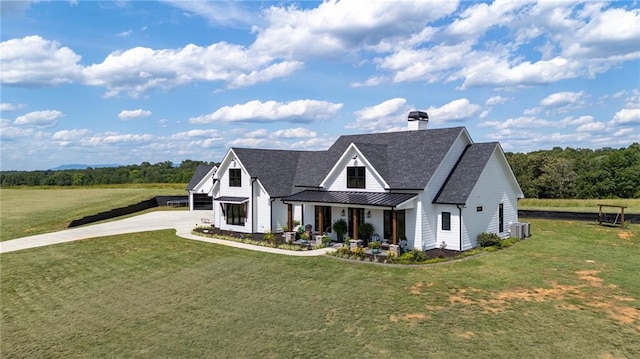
[597, 204, 627, 227]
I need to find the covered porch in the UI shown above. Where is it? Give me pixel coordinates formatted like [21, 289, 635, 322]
[281, 190, 417, 245]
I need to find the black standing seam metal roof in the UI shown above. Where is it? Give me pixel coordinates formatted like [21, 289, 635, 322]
[433, 142, 499, 204]
[230, 127, 467, 197]
[281, 190, 417, 208]
[186, 164, 216, 190]
[214, 196, 249, 203]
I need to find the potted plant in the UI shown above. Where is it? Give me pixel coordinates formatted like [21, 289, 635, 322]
[370, 240, 381, 254]
[332, 219, 348, 242]
[358, 222, 375, 245]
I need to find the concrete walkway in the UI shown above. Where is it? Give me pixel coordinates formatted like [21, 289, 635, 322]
[0, 211, 336, 256]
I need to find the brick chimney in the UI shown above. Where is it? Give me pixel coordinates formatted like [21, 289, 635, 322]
[408, 111, 429, 130]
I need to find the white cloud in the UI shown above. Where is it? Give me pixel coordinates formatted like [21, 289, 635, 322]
[164, 0, 256, 27]
[563, 7, 640, 59]
[485, 96, 508, 106]
[576, 121, 607, 132]
[188, 99, 343, 124]
[250, 0, 458, 60]
[0, 103, 19, 111]
[117, 30, 132, 38]
[169, 129, 222, 140]
[82, 43, 300, 97]
[245, 129, 269, 138]
[446, 0, 532, 39]
[0, 36, 82, 86]
[81, 132, 154, 146]
[611, 108, 640, 125]
[540, 91, 585, 109]
[426, 98, 481, 122]
[273, 127, 317, 139]
[52, 129, 92, 141]
[14, 110, 63, 127]
[118, 109, 152, 120]
[346, 98, 408, 132]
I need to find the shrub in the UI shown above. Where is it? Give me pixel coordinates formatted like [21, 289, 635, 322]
[322, 235, 331, 247]
[335, 246, 350, 257]
[478, 232, 501, 247]
[393, 249, 428, 264]
[263, 231, 276, 246]
[332, 219, 348, 241]
[358, 222, 375, 240]
[498, 237, 519, 249]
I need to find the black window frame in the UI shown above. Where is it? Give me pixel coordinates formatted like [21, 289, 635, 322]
[314, 206, 332, 233]
[442, 211, 451, 231]
[229, 168, 241, 187]
[226, 203, 246, 225]
[347, 166, 366, 189]
[383, 210, 406, 240]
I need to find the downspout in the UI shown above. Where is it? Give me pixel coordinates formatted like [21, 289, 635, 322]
[457, 204, 464, 251]
[251, 177, 257, 234]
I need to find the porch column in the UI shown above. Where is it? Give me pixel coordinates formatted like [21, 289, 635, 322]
[287, 204, 293, 232]
[353, 209, 359, 241]
[392, 209, 398, 245]
[318, 206, 324, 236]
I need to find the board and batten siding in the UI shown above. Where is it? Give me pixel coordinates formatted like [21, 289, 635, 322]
[254, 182, 270, 233]
[324, 147, 386, 192]
[215, 155, 252, 233]
[461, 149, 520, 249]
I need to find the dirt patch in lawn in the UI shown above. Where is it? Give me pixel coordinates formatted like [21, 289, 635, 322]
[617, 231, 634, 240]
[393, 270, 640, 327]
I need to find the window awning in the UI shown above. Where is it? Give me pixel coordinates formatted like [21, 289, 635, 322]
[214, 196, 249, 204]
[282, 190, 416, 208]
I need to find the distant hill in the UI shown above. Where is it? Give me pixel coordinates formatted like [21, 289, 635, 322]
[49, 164, 120, 170]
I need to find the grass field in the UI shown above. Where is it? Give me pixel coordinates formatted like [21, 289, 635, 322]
[519, 198, 640, 214]
[1, 219, 639, 357]
[0, 185, 186, 241]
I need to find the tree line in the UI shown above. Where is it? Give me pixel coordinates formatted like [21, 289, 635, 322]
[505, 143, 640, 199]
[1, 144, 638, 199]
[0, 160, 218, 187]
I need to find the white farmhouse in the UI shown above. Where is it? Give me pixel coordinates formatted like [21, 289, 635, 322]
[189, 112, 524, 251]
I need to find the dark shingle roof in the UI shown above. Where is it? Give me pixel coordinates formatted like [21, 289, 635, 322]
[187, 164, 216, 190]
[433, 142, 498, 204]
[282, 190, 417, 207]
[232, 148, 304, 198]
[232, 127, 467, 196]
[306, 127, 466, 189]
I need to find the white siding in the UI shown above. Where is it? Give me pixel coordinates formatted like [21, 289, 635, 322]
[461, 150, 520, 250]
[215, 155, 252, 233]
[254, 184, 270, 233]
[435, 204, 461, 250]
[324, 147, 386, 192]
[419, 131, 471, 250]
[272, 200, 288, 232]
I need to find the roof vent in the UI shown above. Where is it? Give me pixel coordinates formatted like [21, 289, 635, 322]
[408, 111, 429, 130]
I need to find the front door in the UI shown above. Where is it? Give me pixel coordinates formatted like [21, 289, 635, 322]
[347, 208, 365, 239]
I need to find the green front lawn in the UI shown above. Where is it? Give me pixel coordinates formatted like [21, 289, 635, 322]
[0, 185, 186, 241]
[2, 219, 638, 358]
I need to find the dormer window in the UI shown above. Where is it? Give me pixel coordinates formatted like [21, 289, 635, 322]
[347, 166, 365, 189]
[229, 168, 241, 187]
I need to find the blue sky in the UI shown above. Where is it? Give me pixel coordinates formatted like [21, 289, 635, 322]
[1, 0, 639, 171]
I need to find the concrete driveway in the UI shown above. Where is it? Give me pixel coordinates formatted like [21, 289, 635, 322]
[0, 211, 335, 256]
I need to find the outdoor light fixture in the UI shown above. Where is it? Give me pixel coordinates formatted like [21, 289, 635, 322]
[367, 210, 371, 218]
[341, 209, 345, 216]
